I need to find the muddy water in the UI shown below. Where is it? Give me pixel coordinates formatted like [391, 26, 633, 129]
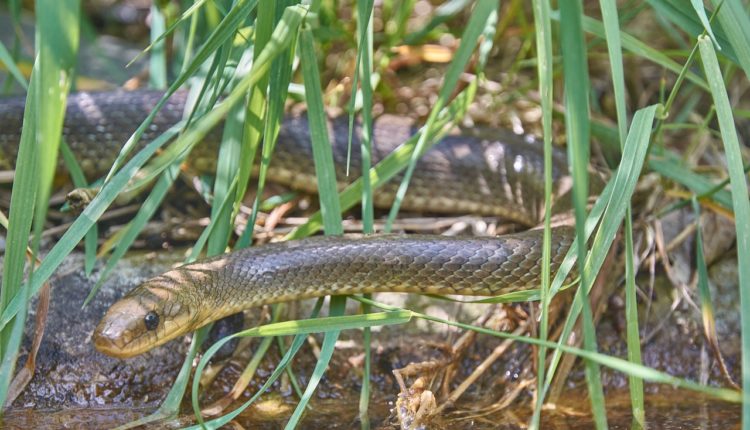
[2, 389, 740, 429]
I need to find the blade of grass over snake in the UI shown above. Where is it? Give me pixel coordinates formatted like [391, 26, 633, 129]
[284, 82, 476, 240]
[349, 0, 375, 234]
[529, 0, 553, 427]
[231, 0, 274, 242]
[698, 34, 750, 427]
[384, 0, 497, 232]
[103, 0, 260, 182]
[204, 41, 256, 249]
[59, 142, 99, 275]
[0, 122, 182, 331]
[237, 0, 297, 249]
[299, 26, 343, 235]
[149, 4, 167, 88]
[351, 2, 376, 426]
[177, 2, 200, 73]
[543, 104, 658, 404]
[0, 0, 80, 410]
[116, 6, 307, 418]
[113, 4, 306, 202]
[598, 0, 644, 423]
[89, 44, 244, 300]
[188, 177, 239, 262]
[208, 87, 245, 254]
[83, 161, 184, 306]
[559, 1, 607, 426]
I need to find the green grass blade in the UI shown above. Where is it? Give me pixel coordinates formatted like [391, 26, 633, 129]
[0, 68, 40, 410]
[690, 0, 720, 47]
[647, 0, 737, 62]
[284, 296, 347, 429]
[0, 41, 27, 90]
[103, 0, 260, 182]
[236, 0, 297, 249]
[350, 2, 375, 427]
[349, 0, 375, 234]
[58, 141, 99, 275]
[543, 105, 659, 410]
[598, 0, 644, 424]
[209, 311, 412, 347]
[384, 0, 498, 231]
[285, 82, 477, 240]
[551, 11, 710, 91]
[559, 1, 607, 426]
[231, 0, 275, 232]
[299, 26, 343, 235]
[697, 34, 750, 429]
[649, 154, 733, 210]
[149, 3, 167, 89]
[83, 162, 183, 305]
[189, 309, 410, 429]
[0, 0, 80, 411]
[207, 91, 246, 254]
[529, 0, 553, 427]
[132, 0, 213, 66]
[0, 123, 182, 331]
[711, 0, 750, 82]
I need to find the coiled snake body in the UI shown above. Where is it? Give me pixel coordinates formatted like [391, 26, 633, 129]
[0, 90, 575, 358]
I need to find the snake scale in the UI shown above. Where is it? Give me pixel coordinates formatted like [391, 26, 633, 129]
[0, 90, 575, 358]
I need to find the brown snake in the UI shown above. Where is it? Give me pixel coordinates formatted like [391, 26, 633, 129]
[0, 90, 575, 359]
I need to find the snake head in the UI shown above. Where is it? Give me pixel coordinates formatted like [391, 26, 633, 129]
[93, 275, 201, 359]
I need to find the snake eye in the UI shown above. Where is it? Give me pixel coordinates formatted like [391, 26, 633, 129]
[144, 311, 160, 331]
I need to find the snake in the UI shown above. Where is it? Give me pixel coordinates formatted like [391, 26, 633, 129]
[0, 90, 576, 359]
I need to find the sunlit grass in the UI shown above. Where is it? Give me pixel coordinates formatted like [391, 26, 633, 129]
[0, 1, 748, 429]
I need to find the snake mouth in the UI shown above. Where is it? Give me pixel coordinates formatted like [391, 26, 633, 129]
[92, 319, 146, 359]
[93, 315, 194, 359]
[92, 290, 201, 359]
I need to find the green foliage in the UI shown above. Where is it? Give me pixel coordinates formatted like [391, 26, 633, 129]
[1, 0, 749, 428]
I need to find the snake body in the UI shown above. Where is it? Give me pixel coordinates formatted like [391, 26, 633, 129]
[0, 90, 575, 359]
[0, 90, 570, 226]
[93, 227, 574, 358]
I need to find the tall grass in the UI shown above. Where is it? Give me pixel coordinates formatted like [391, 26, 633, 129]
[0, 0, 748, 428]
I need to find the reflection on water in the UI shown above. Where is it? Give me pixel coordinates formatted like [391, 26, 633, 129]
[2, 389, 740, 429]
